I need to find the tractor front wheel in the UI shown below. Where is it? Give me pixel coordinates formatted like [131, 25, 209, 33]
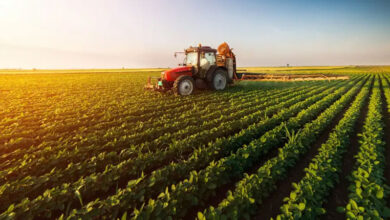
[173, 75, 195, 95]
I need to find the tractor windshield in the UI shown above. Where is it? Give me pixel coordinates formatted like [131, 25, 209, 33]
[185, 52, 198, 66]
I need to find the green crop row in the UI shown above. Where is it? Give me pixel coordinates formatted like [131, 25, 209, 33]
[85, 80, 364, 218]
[0, 85, 320, 210]
[63, 79, 360, 220]
[0, 85, 317, 211]
[0, 79, 352, 219]
[274, 76, 372, 219]
[383, 75, 390, 118]
[342, 76, 390, 219]
[1, 76, 308, 159]
[0, 87, 256, 162]
[0, 83, 281, 167]
[199, 75, 368, 220]
[119, 78, 357, 219]
[0, 85, 276, 169]
[0, 84, 304, 184]
[1, 79, 288, 174]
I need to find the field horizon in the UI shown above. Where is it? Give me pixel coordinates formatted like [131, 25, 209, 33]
[1, 65, 390, 74]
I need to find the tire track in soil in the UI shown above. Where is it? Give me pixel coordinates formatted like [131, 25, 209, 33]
[252, 80, 366, 220]
[320, 78, 373, 220]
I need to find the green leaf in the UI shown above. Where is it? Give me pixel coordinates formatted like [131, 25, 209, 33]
[350, 200, 358, 210]
[121, 212, 127, 220]
[298, 203, 305, 211]
[158, 192, 165, 199]
[376, 189, 384, 199]
[290, 192, 297, 200]
[75, 190, 83, 206]
[336, 206, 345, 213]
[346, 211, 356, 219]
[315, 208, 326, 214]
[7, 204, 14, 212]
[356, 188, 362, 198]
[197, 212, 206, 220]
[282, 205, 290, 215]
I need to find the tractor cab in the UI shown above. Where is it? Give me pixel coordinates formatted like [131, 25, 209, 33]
[182, 45, 217, 78]
[145, 42, 237, 95]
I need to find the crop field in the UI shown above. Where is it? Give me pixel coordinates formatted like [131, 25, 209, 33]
[1, 66, 390, 219]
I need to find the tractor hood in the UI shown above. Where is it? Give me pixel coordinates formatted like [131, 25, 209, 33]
[163, 66, 192, 81]
[165, 66, 192, 74]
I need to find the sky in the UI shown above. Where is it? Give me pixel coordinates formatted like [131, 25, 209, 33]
[0, 0, 389, 69]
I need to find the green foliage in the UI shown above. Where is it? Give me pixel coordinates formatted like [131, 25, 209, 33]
[1, 69, 389, 220]
[344, 76, 390, 219]
[201, 75, 368, 219]
[275, 76, 372, 219]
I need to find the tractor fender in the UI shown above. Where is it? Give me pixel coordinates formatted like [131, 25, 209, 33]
[206, 66, 228, 82]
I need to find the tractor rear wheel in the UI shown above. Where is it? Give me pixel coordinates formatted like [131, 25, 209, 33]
[209, 69, 228, 90]
[173, 75, 195, 95]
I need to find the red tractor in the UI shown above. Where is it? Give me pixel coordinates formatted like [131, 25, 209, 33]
[145, 42, 237, 95]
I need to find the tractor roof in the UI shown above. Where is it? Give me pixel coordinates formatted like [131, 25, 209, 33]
[185, 45, 217, 53]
